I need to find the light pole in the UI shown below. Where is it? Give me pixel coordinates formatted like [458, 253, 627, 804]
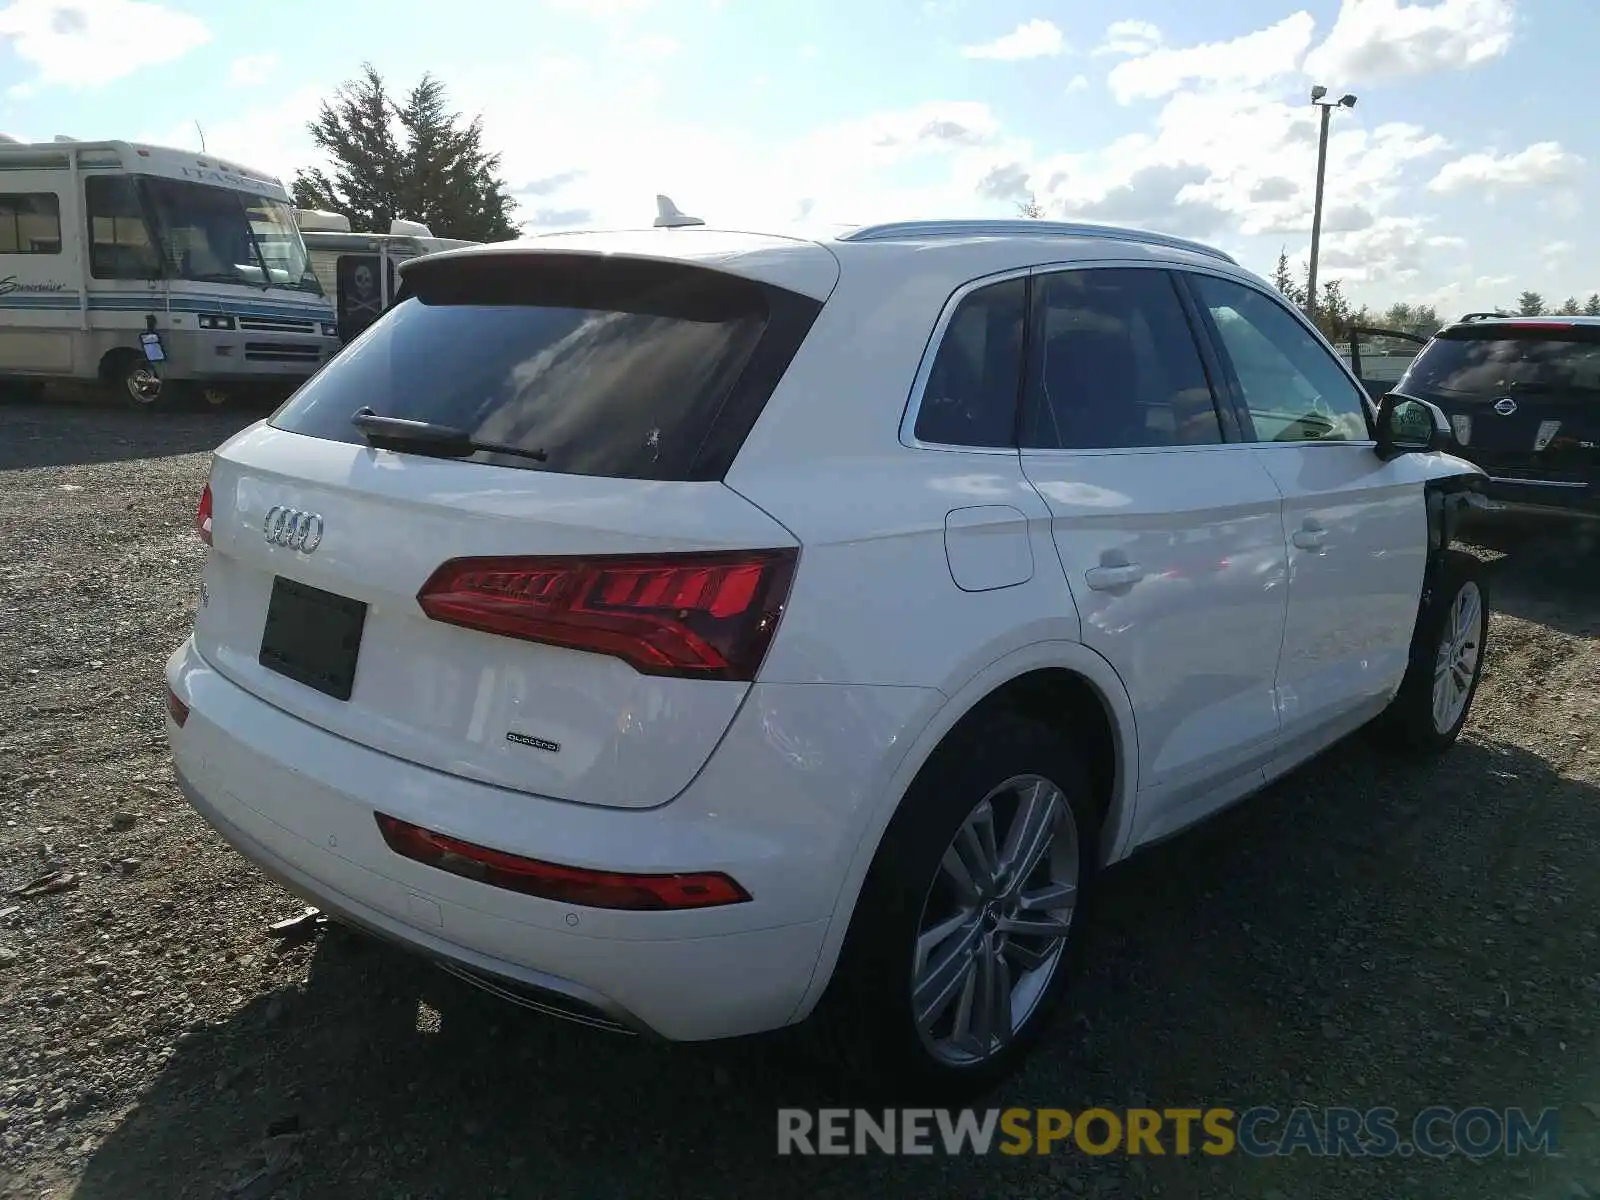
[1306, 85, 1357, 321]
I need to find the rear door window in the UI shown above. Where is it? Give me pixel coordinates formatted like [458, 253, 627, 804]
[1022, 267, 1226, 450]
[271, 253, 821, 481]
[913, 276, 1026, 448]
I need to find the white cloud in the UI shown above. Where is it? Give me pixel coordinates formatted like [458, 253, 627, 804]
[961, 19, 1066, 61]
[228, 54, 278, 87]
[1094, 19, 1163, 57]
[0, 0, 210, 88]
[1303, 0, 1515, 86]
[1428, 142, 1584, 194]
[139, 85, 325, 184]
[1106, 13, 1315, 104]
[1065, 74, 1090, 94]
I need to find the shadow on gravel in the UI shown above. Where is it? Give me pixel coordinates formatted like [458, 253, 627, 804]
[0, 398, 261, 471]
[1466, 514, 1600, 638]
[70, 734, 1600, 1200]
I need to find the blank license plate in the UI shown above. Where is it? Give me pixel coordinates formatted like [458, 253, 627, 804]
[258, 576, 367, 701]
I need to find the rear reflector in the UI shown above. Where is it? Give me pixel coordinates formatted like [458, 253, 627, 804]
[165, 684, 189, 727]
[374, 813, 751, 910]
[416, 548, 798, 681]
[195, 483, 213, 545]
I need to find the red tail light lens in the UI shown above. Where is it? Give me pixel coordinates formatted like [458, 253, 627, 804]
[195, 483, 214, 545]
[165, 684, 189, 727]
[374, 813, 751, 910]
[416, 548, 798, 680]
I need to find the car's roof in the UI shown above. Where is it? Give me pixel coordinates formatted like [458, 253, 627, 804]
[1447, 314, 1600, 330]
[408, 219, 1246, 303]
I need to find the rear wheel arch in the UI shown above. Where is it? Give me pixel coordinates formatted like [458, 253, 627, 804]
[790, 641, 1140, 1025]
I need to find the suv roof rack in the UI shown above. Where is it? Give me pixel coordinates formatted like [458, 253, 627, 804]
[836, 218, 1237, 264]
[1457, 311, 1511, 323]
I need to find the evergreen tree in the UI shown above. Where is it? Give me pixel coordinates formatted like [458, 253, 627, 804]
[292, 64, 518, 242]
[1585, 293, 1600, 317]
[1272, 249, 1306, 308]
[1558, 295, 1582, 316]
[1517, 291, 1545, 317]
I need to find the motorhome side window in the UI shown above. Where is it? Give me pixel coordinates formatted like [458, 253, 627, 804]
[0, 193, 62, 254]
[84, 175, 161, 280]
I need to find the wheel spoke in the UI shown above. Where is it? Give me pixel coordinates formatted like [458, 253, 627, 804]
[1002, 937, 1056, 971]
[912, 917, 984, 1030]
[1017, 880, 1077, 912]
[939, 845, 982, 904]
[995, 910, 1073, 940]
[998, 780, 1059, 897]
[967, 937, 1011, 1052]
[957, 801, 1001, 885]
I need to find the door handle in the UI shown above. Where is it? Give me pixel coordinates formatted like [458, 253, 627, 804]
[1292, 518, 1326, 552]
[1085, 562, 1145, 590]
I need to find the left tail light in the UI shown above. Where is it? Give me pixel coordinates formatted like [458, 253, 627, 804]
[165, 684, 189, 727]
[195, 483, 214, 545]
[415, 548, 798, 681]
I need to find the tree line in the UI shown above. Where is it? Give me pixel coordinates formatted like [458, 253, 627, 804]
[290, 65, 519, 242]
[1015, 200, 1597, 342]
[1271, 251, 1600, 340]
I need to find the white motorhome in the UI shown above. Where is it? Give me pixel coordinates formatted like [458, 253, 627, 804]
[293, 210, 476, 342]
[0, 137, 339, 408]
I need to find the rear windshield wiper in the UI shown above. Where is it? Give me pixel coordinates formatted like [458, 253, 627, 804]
[350, 407, 549, 463]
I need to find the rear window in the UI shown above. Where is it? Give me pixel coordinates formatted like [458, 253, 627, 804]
[271, 253, 821, 480]
[1405, 325, 1600, 396]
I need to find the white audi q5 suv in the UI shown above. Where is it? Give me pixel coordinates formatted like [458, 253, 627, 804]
[166, 215, 1491, 1095]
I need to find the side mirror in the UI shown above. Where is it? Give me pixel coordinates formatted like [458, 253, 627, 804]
[1376, 392, 1451, 458]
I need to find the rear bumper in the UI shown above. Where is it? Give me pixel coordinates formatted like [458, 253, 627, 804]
[175, 766, 646, 1033]
[164, 637, 933, 1040]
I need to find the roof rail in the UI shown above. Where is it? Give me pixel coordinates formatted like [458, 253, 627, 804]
[1457, 311, 1511, 323]
[836, 218, 1237, 264]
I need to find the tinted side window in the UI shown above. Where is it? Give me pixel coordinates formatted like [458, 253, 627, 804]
[913, 276, 1025, 448]
[1022, 268, 1223, 450]
[84, 176, 161, 280]
[1190, 275, 1370, 443]
[0, 193, 61, 254]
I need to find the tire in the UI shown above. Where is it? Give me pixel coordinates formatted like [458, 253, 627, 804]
[1371, 548, 1490, 754]
[103, 350, 170, 411]
[812, 710, 1098, 1102]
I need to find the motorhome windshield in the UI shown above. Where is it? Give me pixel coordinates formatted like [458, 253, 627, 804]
[140, 176, 322, 295]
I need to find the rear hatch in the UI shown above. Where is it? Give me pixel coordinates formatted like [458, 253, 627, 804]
[1397, 321, 1600, 480]
[193, 244, 830, 809]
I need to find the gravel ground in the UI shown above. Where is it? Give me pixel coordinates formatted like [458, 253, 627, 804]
[1, 396, 1597, 1200]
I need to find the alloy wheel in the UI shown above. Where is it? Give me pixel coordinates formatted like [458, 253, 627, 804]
[1432, 579, 1483, 734]
[911, 774, 1079, 1067]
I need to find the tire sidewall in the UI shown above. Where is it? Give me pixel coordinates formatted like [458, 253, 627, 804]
[824, 711, 1099, 1099]
[1426, 571, 1488, 741]
[1389, 550, 1491, 751]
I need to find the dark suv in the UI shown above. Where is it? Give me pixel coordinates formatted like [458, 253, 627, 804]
[1395, 314, 1600, 520]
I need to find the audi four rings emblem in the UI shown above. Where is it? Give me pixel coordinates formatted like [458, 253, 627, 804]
[263, 506, 324, 553]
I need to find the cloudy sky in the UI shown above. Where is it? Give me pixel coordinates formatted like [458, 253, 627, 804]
[0, 0, 1592, 315]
